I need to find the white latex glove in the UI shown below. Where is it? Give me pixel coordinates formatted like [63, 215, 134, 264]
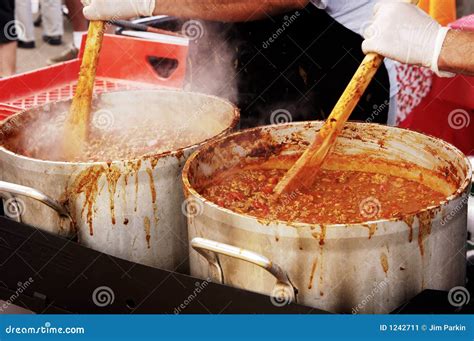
[82, 0, 156, 20]
[362, 1, 454, 77]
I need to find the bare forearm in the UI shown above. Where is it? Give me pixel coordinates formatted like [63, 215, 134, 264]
[438, 30, 474, 76]
[154, 0, 309, 21]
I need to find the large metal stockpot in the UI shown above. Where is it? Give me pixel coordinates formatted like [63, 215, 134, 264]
[182, 121, 472, 313]
[0, 90, 239, 271]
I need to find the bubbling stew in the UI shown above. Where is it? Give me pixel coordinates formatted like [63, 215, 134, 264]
[3, 116, 211, 162]
[198, 162, 446, 224]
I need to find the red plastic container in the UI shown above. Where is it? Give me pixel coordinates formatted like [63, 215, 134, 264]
[0, 104, 22, 120]
[0, 33, 189, 120]
[399, 15, 474, 156]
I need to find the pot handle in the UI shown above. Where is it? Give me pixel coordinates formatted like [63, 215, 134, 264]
[0, 180, 73, 223]
[191, 237, 297, 303]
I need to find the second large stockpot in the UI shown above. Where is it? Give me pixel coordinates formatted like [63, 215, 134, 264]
[0, 90, 239, 271]
[183, 121, 472, 313]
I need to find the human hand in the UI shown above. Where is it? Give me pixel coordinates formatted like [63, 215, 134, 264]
[82, 0, 156, 21]
[362, 1, 453, 77]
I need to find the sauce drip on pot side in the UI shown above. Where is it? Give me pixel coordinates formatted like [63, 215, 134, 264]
[198, 163, 446, 224]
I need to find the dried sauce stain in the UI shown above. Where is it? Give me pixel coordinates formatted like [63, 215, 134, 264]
[437, 162, 460, 189]
[311, 232, 321, 242]
[105, 165, 121, 225]
[219, 127, 265, 151]
[308, 257, 318, 290]
[174, 149, 185, 160]
[403, 215, 415, 242]
[146, 168, 156, 203]
[363, 224, 377, 239]
[380, 253, 389, 274]
[296, 228, 304, 250]
[149, 157, 159, 170]
[123, 160, 141, 212]
[299, 66, 308, 85]
[146, 167, 159, 226]
[312, 225, 327, 246]
[417, 211, 434, 256]
[319, 247, 324, 297]
[70, 165, 107, 236]
[309, 228, 326, 295]
[144, 216, 151, 248]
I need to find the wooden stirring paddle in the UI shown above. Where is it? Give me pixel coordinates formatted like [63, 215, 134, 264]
[63, 21, 105, 159]
[273, 53, 384, 195]
[273, 1, 418, 196]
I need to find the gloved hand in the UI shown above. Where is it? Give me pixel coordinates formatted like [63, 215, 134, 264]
[81, 0, 156, 20]
[362, 1, 454, 77]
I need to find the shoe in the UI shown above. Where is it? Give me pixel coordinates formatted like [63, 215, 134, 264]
[34, 15, 42, 27]
[17, 40, 36, 49]
[47, 45, 79, 65]
[43, 35, 62, 46]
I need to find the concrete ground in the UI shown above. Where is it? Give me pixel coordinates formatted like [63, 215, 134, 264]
[16, 12, 74, 74]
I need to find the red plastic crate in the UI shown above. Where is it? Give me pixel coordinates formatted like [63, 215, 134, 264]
[0, 104, 21, 120]
[0, 33, 189, 119]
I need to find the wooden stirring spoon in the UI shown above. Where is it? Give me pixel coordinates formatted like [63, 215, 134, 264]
[63, 21, 105, 159]
[274, 0, 418, 196]
[273, 53, 384, 196]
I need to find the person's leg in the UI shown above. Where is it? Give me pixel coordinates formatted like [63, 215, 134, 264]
[47, 0, 87, 64]
[14, 0, 36, 47]
[0, 41, 17, 77]
[41, 0, 64, 43]
[0, 0, 17, 76]
[66, 0, 88, 48]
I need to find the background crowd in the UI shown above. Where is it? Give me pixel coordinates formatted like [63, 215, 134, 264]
[0, 0, 88, 77]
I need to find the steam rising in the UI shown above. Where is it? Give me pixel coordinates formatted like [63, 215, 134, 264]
[182, 20, 238, 104]
[0, 22, 239, 163]
[0, 90, 237, 162]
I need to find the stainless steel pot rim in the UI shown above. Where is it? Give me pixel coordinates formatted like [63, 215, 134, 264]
[0, 89, 240, 167]
[183, 121, 472, 231]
